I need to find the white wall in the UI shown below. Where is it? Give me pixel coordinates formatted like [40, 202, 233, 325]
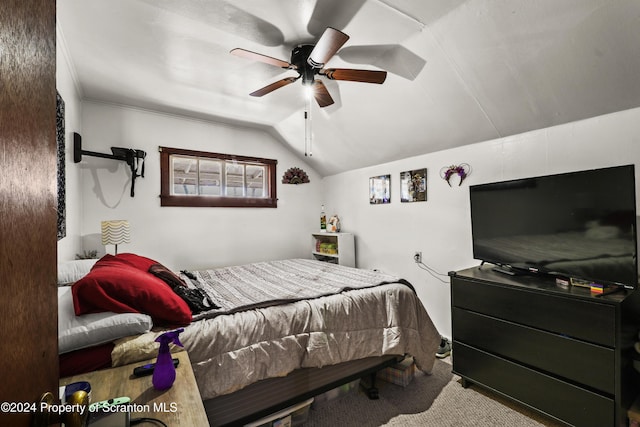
[78, 102, 322, 271]
[56, 26, 84, 261]
[322, 107, 640, 337]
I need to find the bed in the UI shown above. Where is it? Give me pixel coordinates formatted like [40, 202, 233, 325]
[58, 254, 440, 426]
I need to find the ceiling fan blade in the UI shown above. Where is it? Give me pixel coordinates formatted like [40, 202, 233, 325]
[250, 77, 299, 97]
[322, 68, 387, 84]
[307, 0, 366, 38]
[337, 45, 426, 81]
[311, 80, 334, 108]
[230, 48, 293, 69]
[307, 27, 349, 68]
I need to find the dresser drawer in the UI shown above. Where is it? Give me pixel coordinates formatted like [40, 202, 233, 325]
[453, 342, 614, 427]
[453, 307, 615, 393]
[452, 277, 616, 347]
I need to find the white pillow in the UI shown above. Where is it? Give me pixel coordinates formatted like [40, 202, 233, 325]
[58, 259, 98, 285]
[58, 287, 153, 354]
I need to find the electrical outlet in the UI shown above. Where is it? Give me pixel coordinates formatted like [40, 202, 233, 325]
[413, 251, 422, 263]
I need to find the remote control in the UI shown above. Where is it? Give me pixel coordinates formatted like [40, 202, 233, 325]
[89, 396, 130, 411]
[132, 357, 180, 377]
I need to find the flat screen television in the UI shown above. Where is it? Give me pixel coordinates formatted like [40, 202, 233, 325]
[469, 165, 638, 288]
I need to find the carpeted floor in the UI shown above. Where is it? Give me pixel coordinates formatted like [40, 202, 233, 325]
[304, 357, 566, 426]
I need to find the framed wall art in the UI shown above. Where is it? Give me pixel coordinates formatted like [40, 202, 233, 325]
[400, 168, 427, 202]
[369, 174, 391, 204]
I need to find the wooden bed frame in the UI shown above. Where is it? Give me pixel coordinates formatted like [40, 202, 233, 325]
[204, 354, 401, 426]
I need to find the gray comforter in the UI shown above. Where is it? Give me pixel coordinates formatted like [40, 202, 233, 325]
[112, 259, 440, 400]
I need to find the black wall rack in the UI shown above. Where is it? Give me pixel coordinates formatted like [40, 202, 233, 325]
[73, 132, 146, 197]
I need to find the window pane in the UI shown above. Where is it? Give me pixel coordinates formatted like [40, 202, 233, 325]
[172, 156, 198, 195]
[199, 159, 222, 196]
[225, 163, 245, 197]
[160, 146, 277, 208]
[246, 165, 265, 198]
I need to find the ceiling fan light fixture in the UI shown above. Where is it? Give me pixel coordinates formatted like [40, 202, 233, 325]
[303, 83, 314, 100]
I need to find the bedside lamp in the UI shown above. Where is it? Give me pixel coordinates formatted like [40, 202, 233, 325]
[101, 220, 131, 254]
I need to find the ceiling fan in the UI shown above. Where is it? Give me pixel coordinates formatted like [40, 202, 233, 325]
[231, 27, 387, 108]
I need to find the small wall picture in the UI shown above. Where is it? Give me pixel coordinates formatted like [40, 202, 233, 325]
[400, 168, 427, 202]
[369, 174, 391, 204]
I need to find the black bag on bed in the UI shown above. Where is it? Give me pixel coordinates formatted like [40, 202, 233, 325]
[148, 264, 219, 314]
[172, 285, 219, 313]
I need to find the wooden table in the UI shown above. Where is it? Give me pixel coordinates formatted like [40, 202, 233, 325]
[60, 351, 209, 426]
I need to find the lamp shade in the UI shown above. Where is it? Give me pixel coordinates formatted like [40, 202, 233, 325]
[101, 220, 131, 246]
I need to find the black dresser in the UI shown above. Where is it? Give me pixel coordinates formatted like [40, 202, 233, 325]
[450, 266, 640, 427]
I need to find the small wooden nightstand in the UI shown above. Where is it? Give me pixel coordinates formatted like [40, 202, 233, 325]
[60, 351, 209, 426]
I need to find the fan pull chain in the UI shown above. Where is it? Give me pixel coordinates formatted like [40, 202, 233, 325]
[304, 96, 312, 156]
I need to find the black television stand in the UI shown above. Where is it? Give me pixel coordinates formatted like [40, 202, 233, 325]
[451, 267, 640, 427]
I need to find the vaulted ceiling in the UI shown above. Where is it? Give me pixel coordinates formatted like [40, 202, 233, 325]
[57, 0, 640, 176]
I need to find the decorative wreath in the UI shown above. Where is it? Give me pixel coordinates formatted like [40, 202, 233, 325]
[282, 167, 310, 184]
[440, 163, 470, 187]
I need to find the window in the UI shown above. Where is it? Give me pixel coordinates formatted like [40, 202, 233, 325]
[159, 146, 277, 207]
